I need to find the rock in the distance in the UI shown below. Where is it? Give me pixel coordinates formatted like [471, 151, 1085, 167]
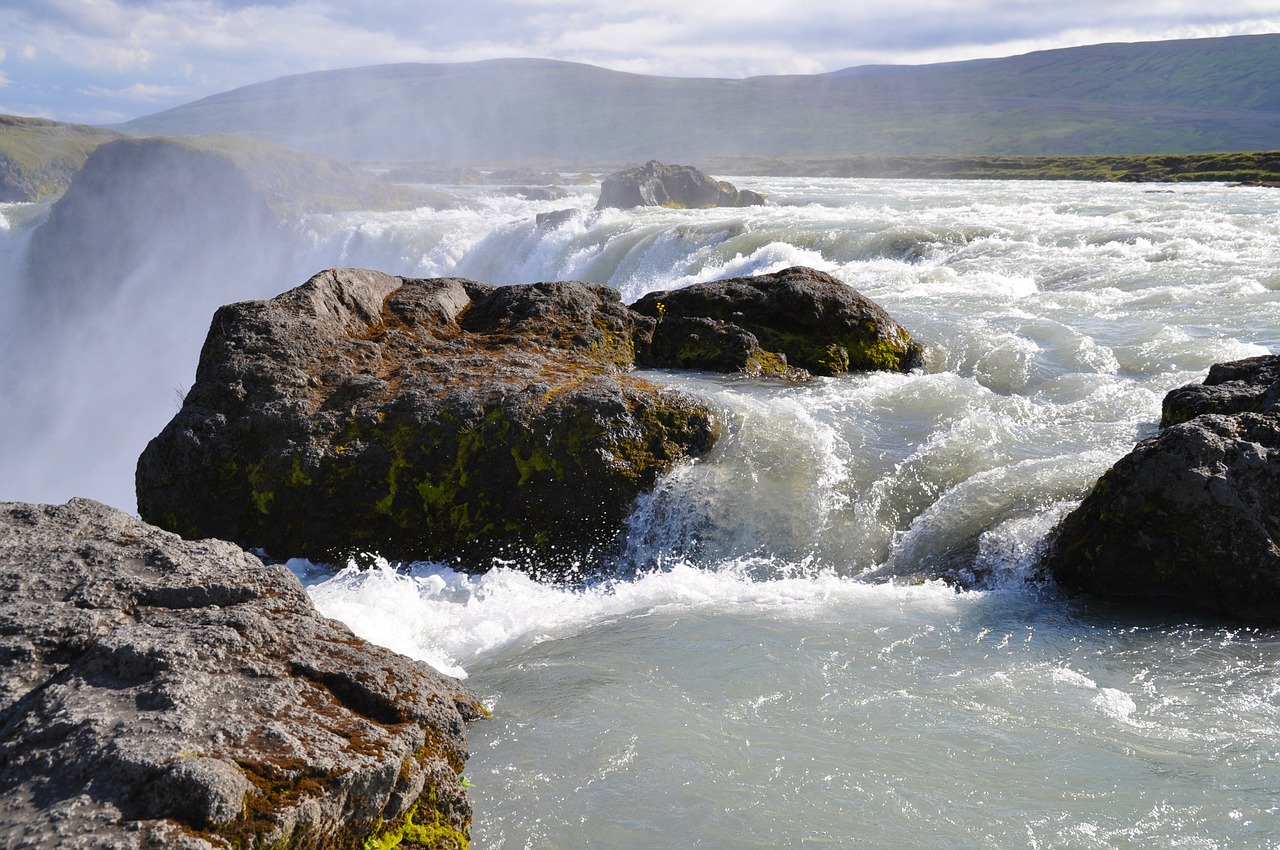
[595, 160, 766, 210]
[0, 497, 484, 850]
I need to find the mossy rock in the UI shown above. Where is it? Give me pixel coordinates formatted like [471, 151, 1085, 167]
[137, 269, 718, 570]
[631, 266, 924, 377]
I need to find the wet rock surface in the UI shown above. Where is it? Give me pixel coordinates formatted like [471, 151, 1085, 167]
[1045, 354, 1280, 622]
[632, 266, 925, 377]
[1160, 354, 1280, 426]
[0, 497, 483, 850]
[595, 160, 766, 210]
[136, 268, 719, 567]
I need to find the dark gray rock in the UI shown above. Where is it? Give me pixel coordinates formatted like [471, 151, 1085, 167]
[136, 268, 719, 569]
[595, 160, 766, 210]
[0, 497, 484, 849]
[631, 266, 925, 377]
[1045, 354, 1280, 622]
[535, 208, 582, 230]
[1160, 354, 1280, 426]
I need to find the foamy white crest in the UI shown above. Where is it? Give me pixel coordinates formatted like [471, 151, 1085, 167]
[296, 557, 969, 679]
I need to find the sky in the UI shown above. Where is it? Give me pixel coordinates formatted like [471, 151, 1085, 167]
[1, 0, 1278, 125]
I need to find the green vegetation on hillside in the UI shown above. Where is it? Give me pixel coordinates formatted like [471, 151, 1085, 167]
[700, 151, 1280, 184]
[0, 115, 124, 201]
[2, 121, 462, 215]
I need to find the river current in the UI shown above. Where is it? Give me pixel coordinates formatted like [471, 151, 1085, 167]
[6, 177, 1280, 846]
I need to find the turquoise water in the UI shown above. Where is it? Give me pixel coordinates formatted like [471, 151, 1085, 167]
[7, 175, 1280, 846]
[292, 179, 1280, 847]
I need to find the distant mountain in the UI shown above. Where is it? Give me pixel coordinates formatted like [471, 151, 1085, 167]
[117, 34, 1280, 161]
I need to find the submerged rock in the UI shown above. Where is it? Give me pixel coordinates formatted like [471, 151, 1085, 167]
[136, 268, 718, 567]
[535, 207, 582, 230]
[1044, 354, 1280, 622]
[0, 497, 484, 849]
[595, 160, 766, 210]
[632, 266, 925, 377]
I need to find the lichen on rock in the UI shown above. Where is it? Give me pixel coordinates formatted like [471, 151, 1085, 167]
[0, 497, 483, 850]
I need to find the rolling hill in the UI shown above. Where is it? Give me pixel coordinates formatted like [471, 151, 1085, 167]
[113, 33, 1280, 162]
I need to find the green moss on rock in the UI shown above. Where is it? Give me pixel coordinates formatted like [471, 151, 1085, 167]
[138, 270, 719, 570]
[363, 805, 469, 850]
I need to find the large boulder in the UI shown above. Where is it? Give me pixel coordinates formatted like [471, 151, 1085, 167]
[1044, 354, 1280, 621]
[0, 497, 484, 849]
[632, 266, 925, 377]
[136, 268, 719, 567]
[596, 160, 766, 210]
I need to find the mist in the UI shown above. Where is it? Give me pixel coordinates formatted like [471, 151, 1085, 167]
[0, 140, 296, 512]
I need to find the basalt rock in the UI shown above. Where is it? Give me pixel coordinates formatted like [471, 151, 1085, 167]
[1159, 355, 1280, 426]
[0, 497, 484, 850]
[535, 208, 582, 230]
[1044, 354, 1280, 622]
[136, 268, 719, 568]
[631, 266, 925, 377]
[595, 160, 766, 210]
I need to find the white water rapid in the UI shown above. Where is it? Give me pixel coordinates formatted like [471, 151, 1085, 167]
[7, 176, 1280, 846]
[293, 178, 1280, 848]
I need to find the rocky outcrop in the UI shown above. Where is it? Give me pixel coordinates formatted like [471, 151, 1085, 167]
[0, 497, 484, 849]
[632, 266, 925, 377]
[136, 268, 719, 568]
[1044, 354, 1280, 622]
[22, 136, 454, 313]
[22, 137, 292, 318]
[595, 160, 766, 210]
[1159, 355, 1280, 426]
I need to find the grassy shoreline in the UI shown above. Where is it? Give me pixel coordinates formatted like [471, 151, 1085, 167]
[365, 151, 1280, 185]
[697, 151, 1280, 183]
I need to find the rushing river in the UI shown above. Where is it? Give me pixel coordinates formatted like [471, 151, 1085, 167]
[9, 177, 1280, 846]
[292, 178, 1280, 848]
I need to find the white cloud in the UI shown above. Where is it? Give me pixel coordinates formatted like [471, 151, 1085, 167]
[78, 81, 180, 100]
[2, 0, 1279, 121]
